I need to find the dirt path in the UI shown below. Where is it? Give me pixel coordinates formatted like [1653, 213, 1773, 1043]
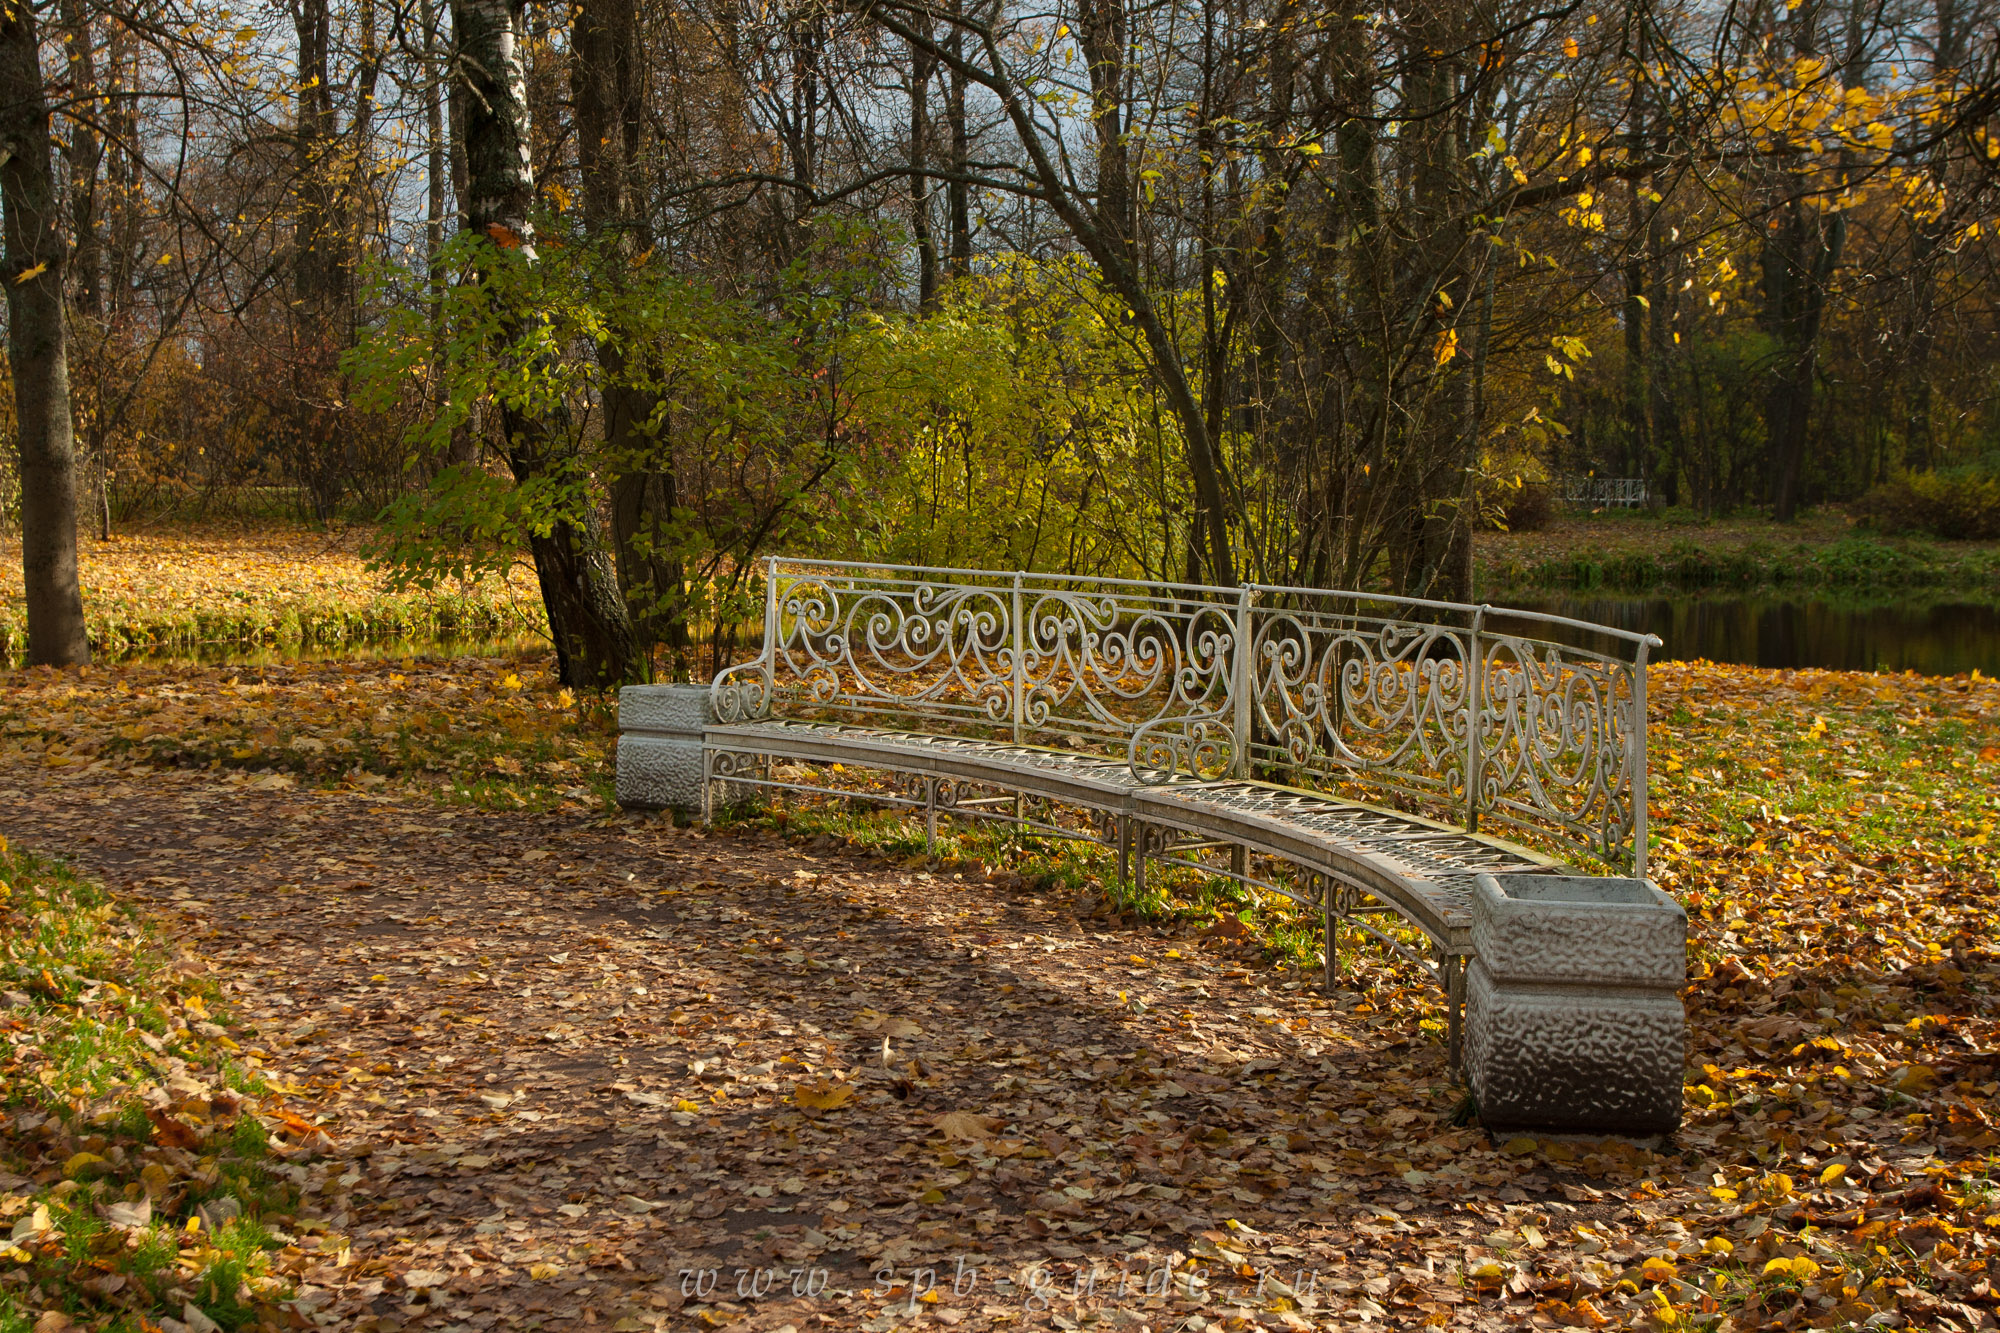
[2, 765, 1692, 1332]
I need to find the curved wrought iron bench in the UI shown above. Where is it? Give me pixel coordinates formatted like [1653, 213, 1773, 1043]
[618, 559, 1677, 1125]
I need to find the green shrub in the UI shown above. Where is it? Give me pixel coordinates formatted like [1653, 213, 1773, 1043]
[1854, 470, 2000, 541]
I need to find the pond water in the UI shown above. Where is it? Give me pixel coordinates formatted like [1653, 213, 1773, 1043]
[1514, 595, 2000, 677]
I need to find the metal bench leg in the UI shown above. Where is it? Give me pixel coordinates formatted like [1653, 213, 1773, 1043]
[925, 778, 937, 854]
[700, 749, 714, 825]
[1133, 822, 1148, 898]
[1230, 842, 1246, 882]
[1321, 877, 1337, 995]
[1116, 815, 1130, 887]
[1446, 955, 1466, 1081]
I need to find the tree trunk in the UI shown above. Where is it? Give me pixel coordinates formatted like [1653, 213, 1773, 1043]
[574, 0, 680, 674]
[424, 0, 449, 260]
[945, 14, 971, 276]
[908, 27, 937, 307]
[1760, 194, 1839, 522]
[453, 0, 640, 688]
[59, 0, 110, 540]
[2, 0, 90, 665]
[59, 0, 101, 322]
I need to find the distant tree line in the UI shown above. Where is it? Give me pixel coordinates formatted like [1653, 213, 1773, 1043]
[2, 0, 1997, 677]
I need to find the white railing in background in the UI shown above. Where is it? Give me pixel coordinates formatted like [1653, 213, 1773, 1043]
[711, 559, 1661, 874]
[1560, 476, 1650, 508]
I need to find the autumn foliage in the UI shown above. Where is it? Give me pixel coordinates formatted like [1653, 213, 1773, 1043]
[0, 650, 1995, 1329]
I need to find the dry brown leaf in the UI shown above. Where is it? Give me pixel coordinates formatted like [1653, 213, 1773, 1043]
[792, 1079, 855, 1111]
[933, 1110, 1005, 1141]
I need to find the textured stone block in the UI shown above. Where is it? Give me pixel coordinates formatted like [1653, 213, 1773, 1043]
[618, 684, 710, 738]
[617, 685, 710, 811]
[1468, 873, 1686, 1136]
[1472, 874, 1685, 990]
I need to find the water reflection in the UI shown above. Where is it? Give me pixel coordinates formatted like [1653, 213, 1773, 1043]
[1514, 596, 2000, 676]
[2, 632, 549, 669]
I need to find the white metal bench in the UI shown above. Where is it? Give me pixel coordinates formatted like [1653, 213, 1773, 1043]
[619, 560, 1662, 1077]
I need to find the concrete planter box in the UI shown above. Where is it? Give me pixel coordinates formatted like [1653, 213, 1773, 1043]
[616, 684, 711, 812]
[1466, 873, 1686, 1135]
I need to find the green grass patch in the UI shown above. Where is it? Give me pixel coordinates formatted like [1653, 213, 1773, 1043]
[0, 841, 323, 1329]
[1481, 533, 2000, 596]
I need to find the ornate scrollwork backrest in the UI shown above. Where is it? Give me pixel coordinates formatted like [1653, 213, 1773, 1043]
[710, 563, 1246, 781]
[1244, 591, 1648, 866]
[1249, 604, 1474, 805]
[712, 563, 1653, 862]
[1474, 631, 1641, 862]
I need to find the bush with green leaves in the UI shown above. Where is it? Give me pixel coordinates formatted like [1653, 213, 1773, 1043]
[1853, 469, 2000, 541]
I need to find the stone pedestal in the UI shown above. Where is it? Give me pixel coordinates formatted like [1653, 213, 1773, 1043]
[616, 684, 710, 812]
[1466, 873, 1686, 1135]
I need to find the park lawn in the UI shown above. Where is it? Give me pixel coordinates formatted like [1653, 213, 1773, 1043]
[0, 652, 1996, 1329]
[1474, 509, 2000, 596]
[0, 840, 323, 1332]
[0, 523, 544, 660]
[0, 656, 615, 817]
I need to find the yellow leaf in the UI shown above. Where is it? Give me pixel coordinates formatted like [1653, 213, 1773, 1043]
[62, 1152, 108, 1179]
[1894, 1064, 1940, 1094]
[1819, 1163, 1846, 1186]
[793, 1079, 855, 1111]
[1761, 1255, 1818, 1282]
[1433, 328, 1459, 366]
[1562, 36, 1580, 57]
[530, 1262, 561, 1280]
[13, 262, 47, 284]
[1640, 1256, 1678, 1283]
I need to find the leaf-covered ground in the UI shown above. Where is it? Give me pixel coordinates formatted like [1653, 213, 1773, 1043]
[0, 656, 1997, 1332]
[0, 840, 321, 1332]
[0, 525, 543, 659]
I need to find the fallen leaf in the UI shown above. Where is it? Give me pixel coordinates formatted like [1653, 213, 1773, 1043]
[933, 1110, 1005, 1141]
[794, 1079, 855, 1111]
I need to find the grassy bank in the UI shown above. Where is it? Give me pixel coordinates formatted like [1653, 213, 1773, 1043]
[0, 841, 323, 1331]
[1476, 510, 2000, 597]
[0, 524, 544, 660]
[0, 658, 615, 816]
